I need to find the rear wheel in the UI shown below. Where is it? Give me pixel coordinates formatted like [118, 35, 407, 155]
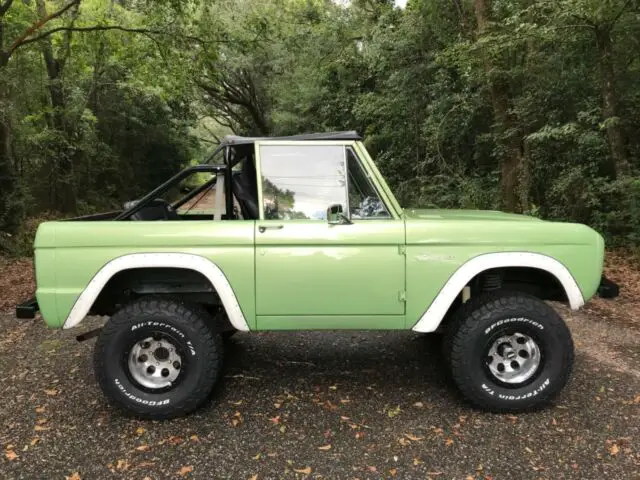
[94, 298, 223, 419]
[444, 292, 574, 412]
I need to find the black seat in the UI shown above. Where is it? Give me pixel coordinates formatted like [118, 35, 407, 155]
[131, 199, 179, 221]
[231, 173, 259, 219]
[231, 157, 259, 219]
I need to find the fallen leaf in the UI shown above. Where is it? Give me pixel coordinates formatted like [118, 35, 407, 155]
[249, 475, 258, 480]
[5, 450, 18, 461]
[36, 418, 48, 425]
[65, 473, 81, 480]
[404, 434, 424, 441]
[274, 403, 282, 409]
[190, 435, 200, 442]
[293, 466, 312, 474]
[230, 400, 243, 406]
[177, 465, 194, 476]
[35, 407, 45, 414]
[34, 425, 50, 432]
[413, 402, 424, 408]
[229, 411, 244, 427]
[136, 427, 146, 436]
[44, 389, 58, 396]
[340, 398, 351, 404]
[167, 436, 183, 445]
[318, 444, 332, 451]
[30, 438, 40, 446]
[507, 415, 518, 424]
[524, 447, 533, 454]
[279, 425, 286, 433]
[135, 445, 150, 452]
[398, 437, 411, 446]
[355, 431, 365, 440]
[466, 476, 474, 480]
[389, 468, 397, 476]
[269, 415, 281, 424]
[367, 466, 377, 472]
[329, 385, 338, 390]
[445, 438, 455, 446]
[609, 444, 620, 456]
[387, 405, 401, 418]
[324, 400, 338, 411]
[413, 458, 423, 466]
[116, 459, 129, 471]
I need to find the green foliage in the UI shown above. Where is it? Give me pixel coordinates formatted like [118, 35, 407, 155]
[2, 0, 640, 254]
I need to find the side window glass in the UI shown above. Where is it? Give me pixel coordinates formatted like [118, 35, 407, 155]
[259, 145, 347, 220]
[347, 148, 390, 219]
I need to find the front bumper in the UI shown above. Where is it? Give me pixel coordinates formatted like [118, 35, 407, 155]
[597, 276, 619, 299]
[16, 297, 39, 319]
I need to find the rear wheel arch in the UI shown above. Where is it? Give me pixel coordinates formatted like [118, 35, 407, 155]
[63, 253, 249, 332]
[411, 252, 584, 333]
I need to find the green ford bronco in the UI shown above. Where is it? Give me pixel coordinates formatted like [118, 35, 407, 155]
[17, 131, 618, 419]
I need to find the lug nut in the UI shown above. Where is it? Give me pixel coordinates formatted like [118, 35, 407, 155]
[138, 354, 148, 363]
[146, 365, 155, 374]
[173, 361, 181, 370]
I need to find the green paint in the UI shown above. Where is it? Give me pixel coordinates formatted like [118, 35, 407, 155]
[33, 140, 605, 331]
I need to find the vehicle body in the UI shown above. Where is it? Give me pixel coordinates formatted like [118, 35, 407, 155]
[17, 131, 618, 418]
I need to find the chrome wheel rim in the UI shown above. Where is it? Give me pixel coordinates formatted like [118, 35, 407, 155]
[128, 336, 183, 389]
[485, 332, 541, 384]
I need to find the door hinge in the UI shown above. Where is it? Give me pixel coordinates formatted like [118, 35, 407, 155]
[398, 245, 406, 256]
[398, 290, 406, 302]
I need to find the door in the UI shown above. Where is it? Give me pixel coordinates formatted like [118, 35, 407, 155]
[254, 142, 405, 328]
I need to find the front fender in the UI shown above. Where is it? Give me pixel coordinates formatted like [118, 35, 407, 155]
[410, 252, 584, 333]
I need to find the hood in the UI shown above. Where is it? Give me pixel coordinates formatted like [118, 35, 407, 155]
[403, 208, 542, 222]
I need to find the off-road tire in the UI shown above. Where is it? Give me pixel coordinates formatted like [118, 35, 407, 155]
[444, 291, 574, 412]
[93, 297, 223, 419]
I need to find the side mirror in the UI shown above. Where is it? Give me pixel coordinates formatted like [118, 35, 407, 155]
[327, 204, 352, 225]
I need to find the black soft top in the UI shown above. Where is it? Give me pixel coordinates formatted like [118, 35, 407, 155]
[220, 131, 361, 145]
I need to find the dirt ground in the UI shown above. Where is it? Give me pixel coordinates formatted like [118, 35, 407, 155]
[0, 257, 639, 479]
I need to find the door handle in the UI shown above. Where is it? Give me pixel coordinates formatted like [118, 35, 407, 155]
[258, 225, 284, 233]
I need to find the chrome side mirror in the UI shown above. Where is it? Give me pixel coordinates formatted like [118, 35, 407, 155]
[327, 204, 352, 225]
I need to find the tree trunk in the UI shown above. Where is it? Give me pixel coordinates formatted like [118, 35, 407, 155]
[595, 25, 629, 177]
[474, 0, 523, 212]
[36, 0, 77, 213]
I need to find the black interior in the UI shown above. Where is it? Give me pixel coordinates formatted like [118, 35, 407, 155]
[129, 153, 260, 221]
[231, 153, 259, 219]
[130, 199, 180, 221]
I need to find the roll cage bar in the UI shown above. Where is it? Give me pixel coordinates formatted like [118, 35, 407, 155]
[116, 146, 237, 221]
[116, 131, 363, 221]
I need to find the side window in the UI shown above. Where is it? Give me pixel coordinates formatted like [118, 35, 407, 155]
[259, 145, 347, 220]
[346, 148, 390, 219]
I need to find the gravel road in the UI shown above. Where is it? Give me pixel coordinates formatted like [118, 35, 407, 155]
[0, 306, 638, 480]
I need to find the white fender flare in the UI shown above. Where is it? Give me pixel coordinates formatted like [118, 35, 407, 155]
[63, 253, 250, 331]
[411, 252, 584, 333]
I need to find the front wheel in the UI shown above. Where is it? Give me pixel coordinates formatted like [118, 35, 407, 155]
[93, 298, 223, 419]
[445, 292, 574, 412]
